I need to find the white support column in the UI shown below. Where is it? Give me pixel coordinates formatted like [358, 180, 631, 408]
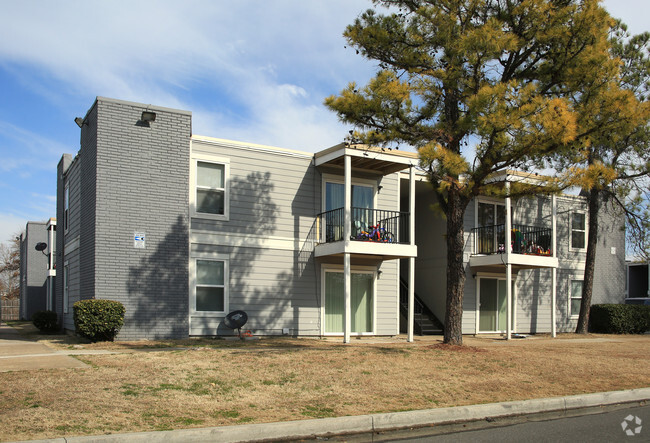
[344, 253, 351, 344]
[551, 194, 557, 338]
[505, 182, 512, 340]
[408, 165, 415, 342]
[344, 155, 352, 344]
[47, 222, 55, 311]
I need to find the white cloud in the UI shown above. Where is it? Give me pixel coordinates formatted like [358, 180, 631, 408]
[0, 213, 26, 246]
[0, 121, 68, 174]
[0, 1, 376, 150]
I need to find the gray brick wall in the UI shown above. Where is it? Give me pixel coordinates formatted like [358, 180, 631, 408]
[57, 97, 191, 340]
[93, 98, 191, 340]
[55, 154, 73, 327]
[19, 222, 49, 320]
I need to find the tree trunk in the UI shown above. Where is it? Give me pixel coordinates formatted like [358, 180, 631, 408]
[576, 189, 599, 333]
[444, 186, 469, 345]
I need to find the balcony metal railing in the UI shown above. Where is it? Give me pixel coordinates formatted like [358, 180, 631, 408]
[317, 207, 410, 244]
[472, 224, 553, 256]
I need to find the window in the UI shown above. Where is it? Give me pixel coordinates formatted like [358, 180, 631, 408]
[325, 182, 374, 211]
[476, 201, 506, 254]
[193, 259, 227, 313]
[477, 202, 506, 227]
[64, 185, 69, 232]
[63, 264, 69, 314]
[197, 161, 225, 214]
[570, 280, 583, 317]
[571, 212, 586, 250]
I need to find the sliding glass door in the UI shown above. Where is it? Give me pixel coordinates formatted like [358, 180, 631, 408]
[478, 277, 515, 332]
[324, 270, 374, 334]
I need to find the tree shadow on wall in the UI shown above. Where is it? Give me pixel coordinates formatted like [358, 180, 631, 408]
[215, 169, 320, 336]
[127, 215, 189, 339]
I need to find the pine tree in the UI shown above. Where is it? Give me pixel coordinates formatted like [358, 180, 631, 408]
[326, 0, 615, 344]
[553, 23, 650, 333]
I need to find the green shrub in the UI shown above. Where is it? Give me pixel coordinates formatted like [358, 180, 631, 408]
[32, 310, 58, 332]
[73, 299, 125, 342]
[589, 304, 648, 334]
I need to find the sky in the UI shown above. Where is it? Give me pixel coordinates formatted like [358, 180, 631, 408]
[0, 0, 648, 246]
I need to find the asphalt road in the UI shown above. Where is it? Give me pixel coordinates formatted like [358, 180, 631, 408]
[381, 402, 649, 443]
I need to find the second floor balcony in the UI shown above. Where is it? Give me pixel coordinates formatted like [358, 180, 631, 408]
[318, 207, 410, 245]
[469, 223, 558, 271]
[472, 224, 553, 257]
[314, 207, 416, 259]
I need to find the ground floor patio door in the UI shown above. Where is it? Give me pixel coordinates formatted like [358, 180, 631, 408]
[478, 278, 514, 333]
[324, 271, 374, 334]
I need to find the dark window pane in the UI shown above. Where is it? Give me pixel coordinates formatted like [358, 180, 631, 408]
[196, 287, 224, 311]
[571, 298, 582, 316]
[572, 231, 585, 249]
[197, 189, 224, 214]
[572, 213, 585, 230]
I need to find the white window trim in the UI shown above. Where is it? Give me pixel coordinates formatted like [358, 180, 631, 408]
[321, 173, 378, 213]
[320, 264, 377, 336]
[569, 210, 588, 252]
[189, 252, 230, 316]
[63, 261, 69, 314]
[569, 278, 583, 319]
[190, 154, 230, 221]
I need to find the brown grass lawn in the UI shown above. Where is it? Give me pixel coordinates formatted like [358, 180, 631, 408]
[1, 330, 649, 441]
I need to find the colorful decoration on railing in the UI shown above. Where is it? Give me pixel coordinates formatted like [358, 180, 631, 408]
[355, 224, 395, 243]
[509, 228, 552, 256]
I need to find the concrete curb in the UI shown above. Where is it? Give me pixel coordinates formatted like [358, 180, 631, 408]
[25, 388, 650, 443]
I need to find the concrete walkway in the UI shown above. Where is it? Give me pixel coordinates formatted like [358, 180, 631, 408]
[0, 322, 88, 372]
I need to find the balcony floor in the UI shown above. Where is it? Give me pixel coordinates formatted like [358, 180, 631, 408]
[315, 240, 417, 260]
[469, 253, 558, 271]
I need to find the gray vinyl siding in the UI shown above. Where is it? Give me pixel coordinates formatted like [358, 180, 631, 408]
[189, 139, 403, 336]
[375, 260, 399, 335]
[190, 139, 319, 336]
[190, 244, 321, 336]
[410, 179, 447, 325]
[462, 200, 477, 333]
[459, 194, 625, 334]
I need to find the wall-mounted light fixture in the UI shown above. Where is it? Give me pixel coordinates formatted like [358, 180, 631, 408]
[141, 111, 156, 122]
[74, 117, 87, 128]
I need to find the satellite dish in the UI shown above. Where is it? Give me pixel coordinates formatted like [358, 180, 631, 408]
[35, 242, 48, 252]
[223, 310, 248, 339]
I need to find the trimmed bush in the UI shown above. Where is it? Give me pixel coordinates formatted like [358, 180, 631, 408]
[589, 304, 648, 334]
[73, 299, 125, 342]
[32, 310, 58, 332]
